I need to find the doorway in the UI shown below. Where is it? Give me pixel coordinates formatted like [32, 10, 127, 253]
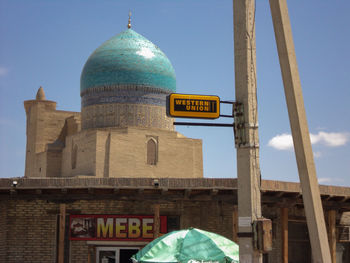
[96, 247, 139, 263]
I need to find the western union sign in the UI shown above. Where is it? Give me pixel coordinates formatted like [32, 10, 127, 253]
[168, 93, 220, 119]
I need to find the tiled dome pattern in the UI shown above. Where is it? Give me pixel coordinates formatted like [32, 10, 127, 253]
[80, 29, 176, 94]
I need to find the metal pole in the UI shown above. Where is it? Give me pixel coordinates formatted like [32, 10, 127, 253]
[233, 0, 262, 262]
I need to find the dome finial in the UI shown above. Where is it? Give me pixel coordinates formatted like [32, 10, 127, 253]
[36, 86, 46, 100]
[127, 11, 131, 29]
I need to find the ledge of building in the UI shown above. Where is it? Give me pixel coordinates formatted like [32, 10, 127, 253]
[1, 178, 350, 212]
[0, 177, 238, 190]
[0, 177, 350, 197]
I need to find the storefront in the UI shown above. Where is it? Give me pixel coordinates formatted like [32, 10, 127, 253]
[70, 214, 168, 263]
[1, 177, 350, 263]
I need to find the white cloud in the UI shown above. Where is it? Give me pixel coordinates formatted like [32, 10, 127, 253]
[316, 132, 349, 147]
[318, 177, 344, 185]
[318, 177, 333, 183]
[0, 66, 9, 77]
[268, 131, 349, 150]
[267, 133, 293, 150]
[309, 133, 321, 144]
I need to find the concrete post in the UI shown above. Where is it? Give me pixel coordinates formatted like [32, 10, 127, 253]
[268, 0, 332, 262]
[233, 0, 262, 262]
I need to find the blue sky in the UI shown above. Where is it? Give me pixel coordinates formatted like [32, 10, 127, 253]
[0, 0, 349, 186]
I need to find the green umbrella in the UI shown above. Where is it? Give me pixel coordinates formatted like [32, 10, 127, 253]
[131, 227, 239, 263]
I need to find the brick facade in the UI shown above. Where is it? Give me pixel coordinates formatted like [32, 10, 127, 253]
[1, 178, 350, 263]
[1, 198, 235, 262]
[24, 91, 203, 179]
[2, 199, 57, 262]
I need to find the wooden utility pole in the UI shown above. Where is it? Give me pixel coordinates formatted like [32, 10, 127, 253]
[232, 205, 239, 243]
[269, 0, 332, 262]
[281, 207, 288, 263]
[58, 203, 66, 263]
[327, 210, 337, 263]
[233, 0, 262, 262]
[153, 204, 160, 239]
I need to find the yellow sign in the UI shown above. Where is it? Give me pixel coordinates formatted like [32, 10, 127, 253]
[70, 215, 167, 241]
[168, 93, 220, 119]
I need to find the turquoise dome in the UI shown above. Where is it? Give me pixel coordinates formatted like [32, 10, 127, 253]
[80, 29, 176, 94]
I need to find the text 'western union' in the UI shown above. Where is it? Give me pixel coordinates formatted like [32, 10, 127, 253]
[174, 99, 216, 112]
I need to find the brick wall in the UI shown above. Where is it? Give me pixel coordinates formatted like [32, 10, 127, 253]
[0, 198, 235, 262]
[81, 103, 174, 131]
[24, 100, 80, 178]
[61, 127, 203, 178]
[61, 130, 97, 177]
[262, 205, 282, 263]
[2, 178, 350, 262]
[4, 194, 346, 263]
[3, 199, 57, 262]
[0, 201, 7, 260]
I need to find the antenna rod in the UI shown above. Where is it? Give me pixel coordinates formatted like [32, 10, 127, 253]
[128, 11, 131, 29]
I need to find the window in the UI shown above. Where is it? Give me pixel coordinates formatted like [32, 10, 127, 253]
[96, 247, 139, 263]
[147, 138, 158, 165]
[167, 216, 180, 232]
[288, 222, 311, 263]
[71, 145, 78, 169]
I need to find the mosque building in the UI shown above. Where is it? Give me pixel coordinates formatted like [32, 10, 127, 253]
[0, 21, 350, 263]
[23, 25, 203, 179]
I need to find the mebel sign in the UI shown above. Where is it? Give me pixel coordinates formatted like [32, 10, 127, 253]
[167, 93, 220, 119]
[70, 215, 167, 241]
